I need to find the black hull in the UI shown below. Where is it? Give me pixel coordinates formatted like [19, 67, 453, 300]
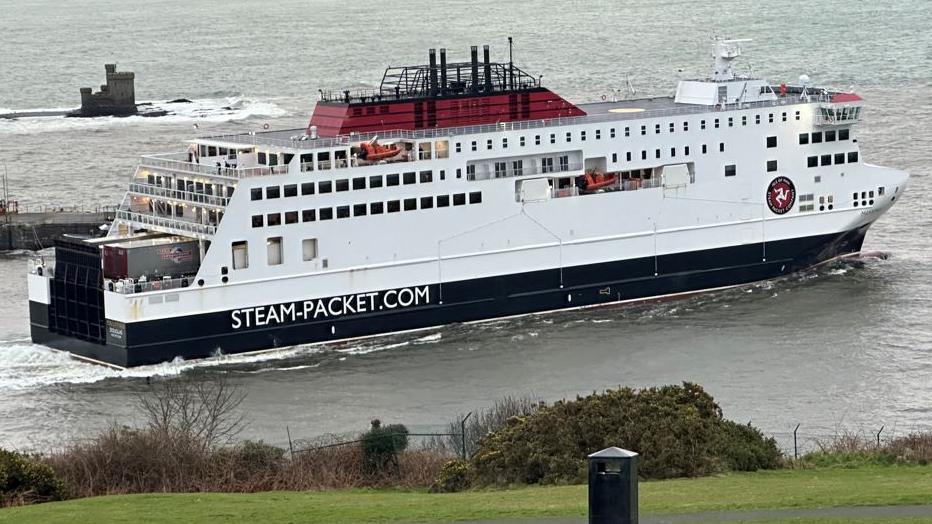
[30, 226, 869, 368]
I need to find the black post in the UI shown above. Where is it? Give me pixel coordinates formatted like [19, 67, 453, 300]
[470, 46, 479, 94]
[877, 426, 884, 448]
[483, 45, 492, 92]
[588, 447, 638, 524]
[793, 423, 800, 460]
[439, 48, 448, 95]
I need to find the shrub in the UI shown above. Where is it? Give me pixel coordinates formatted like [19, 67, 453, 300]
[717, 420, 782, 471]
[233, 440, 285, 470]
[361, 420, 409, 474]
[430, 459, 472, 493]
[471, 383, 781, 486]
[794, 431, 932, 468]
[48, 425, 210, 496]
[886, 432, 932, 464]
[438, 395, 542, 458]
[0, 448, 66, 506]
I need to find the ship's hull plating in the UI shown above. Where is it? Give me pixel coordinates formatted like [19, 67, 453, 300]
[29, 226, 868, 368]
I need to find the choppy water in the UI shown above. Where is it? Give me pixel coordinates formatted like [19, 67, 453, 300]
[0, 0, 929, 452]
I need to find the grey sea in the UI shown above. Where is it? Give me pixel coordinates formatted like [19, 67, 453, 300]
[0, 0, 929, 452]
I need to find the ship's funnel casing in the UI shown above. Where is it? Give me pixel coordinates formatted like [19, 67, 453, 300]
[306, 44, 586, 136]
[428, 48, 438, 96]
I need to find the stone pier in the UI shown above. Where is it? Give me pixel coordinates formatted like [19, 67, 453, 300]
[0, 211, 113, 251]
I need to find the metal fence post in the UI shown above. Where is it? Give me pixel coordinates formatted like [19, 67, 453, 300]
[794, 423, 800, 460]
[877, 426, 884, 448]
[460, 412, 473, 460]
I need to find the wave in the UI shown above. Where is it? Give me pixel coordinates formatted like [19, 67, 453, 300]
[0, 329, 447, 389]
[0, 342, 325, 390]
[0, 96, 290, 136]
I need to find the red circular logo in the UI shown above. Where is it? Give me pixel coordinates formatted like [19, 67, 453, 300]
[766, 176, 796, 214]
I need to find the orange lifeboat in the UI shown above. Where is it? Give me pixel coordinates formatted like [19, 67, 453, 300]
[579, 170, 618, 191]
[358, 137, 402, 162]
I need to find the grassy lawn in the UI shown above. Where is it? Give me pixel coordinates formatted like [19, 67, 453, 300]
[2, 465, 931, 523]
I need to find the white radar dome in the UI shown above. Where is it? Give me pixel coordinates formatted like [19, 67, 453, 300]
[799, 74, 811, 86]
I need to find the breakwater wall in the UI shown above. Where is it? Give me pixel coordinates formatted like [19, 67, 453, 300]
[1, 212, 112, 251]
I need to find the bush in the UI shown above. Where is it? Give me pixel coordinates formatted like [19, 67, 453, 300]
[430, 459, 472, 493]
[48, 425, 210, 496]
[438, 395, 542, 458]
[470, 383, 781, 486]
[361, 420, 409, 474]
[0, 448, 66, 506]
[794, 431, 932, 468]
[717, 420, 782, 471]
[236, 440, 286, 470]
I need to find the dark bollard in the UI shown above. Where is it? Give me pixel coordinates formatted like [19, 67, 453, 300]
[588, 447, 638, 524]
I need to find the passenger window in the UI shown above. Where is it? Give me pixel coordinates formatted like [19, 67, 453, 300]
[302, 239, 318, 261]
[231, 241, 248, 269]
[267, 237, 283, 266]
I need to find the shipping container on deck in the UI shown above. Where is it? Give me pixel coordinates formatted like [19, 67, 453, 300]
[102, 236, 200, 279]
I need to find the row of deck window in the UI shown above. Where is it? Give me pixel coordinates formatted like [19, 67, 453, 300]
[799, 129, 850, 145]
[230, 237, 319, 270]
[454, 111, 800, 153]
[723, 160, 780, 178]
[250, 192, 482, 228]
[249, 170, 448, 201]
[807, 152, 859, 168]
[608, 142, 727, 165]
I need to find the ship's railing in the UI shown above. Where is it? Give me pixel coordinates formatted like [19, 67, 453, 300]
[140, 154, 275, 179]
[199, 128, 418, 152]
[128, 182, 230, 208]
[415, 94, 833, 140]
[194, 93, 830, 152]
[116, 210, 217, 237]
[106, 276, 194, 295]
[552, 186, 579, 199]
[549, 174, 661, 199]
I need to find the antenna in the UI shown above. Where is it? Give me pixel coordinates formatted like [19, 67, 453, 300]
[625, 73, 637, 98]
[711, 37, 752, 81]
[508, 36, 514, 91]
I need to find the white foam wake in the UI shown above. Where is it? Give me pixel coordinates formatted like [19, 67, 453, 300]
[0, 342, 323, 390]
[0, 96, 289, 136]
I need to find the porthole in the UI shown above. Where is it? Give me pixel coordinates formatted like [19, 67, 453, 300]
[197, 279, 205, 286]
[869, 200, 874, 205]
[819, 206, 825, 211]
[221, 276, 229, 284]
[828, 205, 833, 210]
[854, 201, 858, 207]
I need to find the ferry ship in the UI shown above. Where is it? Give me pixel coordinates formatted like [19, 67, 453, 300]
[27, 39, 909, 368]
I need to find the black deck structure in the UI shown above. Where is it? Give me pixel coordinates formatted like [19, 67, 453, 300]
[321, 43, 542, 104]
